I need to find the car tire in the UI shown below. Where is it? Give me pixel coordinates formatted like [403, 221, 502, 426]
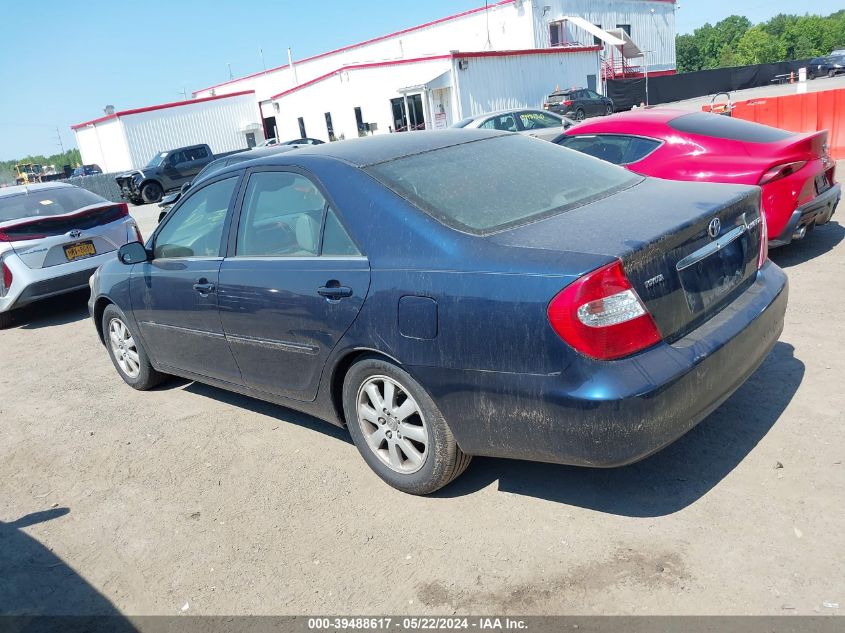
[140, 182, 164, 204]
[343, 356, 472, 495]
[575, 108, 586, 121]
[829, 70, 836, 78]
[0, 310, 14, 329]
[102, 304, 164, 390]
[605, 104, 613, 116]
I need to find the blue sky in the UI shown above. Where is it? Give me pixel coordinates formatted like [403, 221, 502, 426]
[1, 0, 842, 160]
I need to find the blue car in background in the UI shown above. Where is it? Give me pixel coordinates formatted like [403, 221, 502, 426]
[89, 130, 788, 494]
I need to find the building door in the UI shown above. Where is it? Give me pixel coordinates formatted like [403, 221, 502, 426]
[390, 95, 425, 132]
[325, 112, 336, 141]
[245, 133, 256, 148]
[298, 117, 307, 139]
[262, 116, 277, 140]
[587, 74, 597, 92]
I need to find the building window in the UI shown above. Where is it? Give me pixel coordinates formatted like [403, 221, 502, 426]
[324, 112, 336, 142]
[354, 107, 365, 137]
[616, 24, 631, 37]
[549, 21, 563, 47]
[297, 117, 306, 139]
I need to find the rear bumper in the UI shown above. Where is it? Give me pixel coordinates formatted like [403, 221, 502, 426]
[770, 183, 840, 247]
[0, 250, 116, 313]
[411, 262, 788, 467]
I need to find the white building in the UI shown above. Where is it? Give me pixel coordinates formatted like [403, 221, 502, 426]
[71, 91, 263, 172]
[192, 0, 676, 142]
[71, 0, 677, 167]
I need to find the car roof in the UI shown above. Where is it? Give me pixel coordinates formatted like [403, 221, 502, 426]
[0, 181, 74, 198]
[216, 129, 510, 170]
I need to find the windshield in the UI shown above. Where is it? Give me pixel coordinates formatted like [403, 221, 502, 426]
[365, 135, 640, 235]
[146, 152, 168, 168]
[0, 187, 108, 223]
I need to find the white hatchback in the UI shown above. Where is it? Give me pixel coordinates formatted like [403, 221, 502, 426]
[0, 182, 140, 328]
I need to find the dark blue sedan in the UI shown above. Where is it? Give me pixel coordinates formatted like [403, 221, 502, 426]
[89, 130, 788, 494]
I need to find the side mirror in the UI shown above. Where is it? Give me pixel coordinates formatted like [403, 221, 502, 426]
[157, 210, 168, 223]
[118, 241, 150, 265]
[181, 181, 191, 194]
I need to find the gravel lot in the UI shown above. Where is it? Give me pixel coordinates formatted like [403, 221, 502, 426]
[1, 190, 843, 617]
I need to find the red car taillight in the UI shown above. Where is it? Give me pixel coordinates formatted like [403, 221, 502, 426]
[0, 261, 12, 297]
[547, 259, 662, 361]
[563, 100, 573, 107]
[0, 227, 46, 242]
[759, 161, 807, 185]
[758, 209, 769, 269]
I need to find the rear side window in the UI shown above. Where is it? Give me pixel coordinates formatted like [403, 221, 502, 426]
[479, 114, 518, 132]
[186, 146, 210, 161]
[366, 134, 640, 235]
[557, 134, 661, 165]
[0, 187, 107, 222]
[668, 112, 792, 143]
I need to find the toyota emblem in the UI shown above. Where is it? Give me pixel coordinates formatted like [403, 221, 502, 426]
[707, 218, 721, 239]
[69, 229, 83, 239]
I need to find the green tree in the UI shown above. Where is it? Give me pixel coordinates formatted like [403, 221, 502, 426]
[735, 26, 786, 65]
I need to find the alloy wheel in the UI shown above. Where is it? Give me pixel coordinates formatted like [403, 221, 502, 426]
[356, 375, 429, 474]
[108, 317, 141, 379]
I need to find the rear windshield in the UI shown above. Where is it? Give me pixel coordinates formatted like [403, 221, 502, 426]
[365, 135, 640, 235]
[668, 112, 792, 143]
[547, 93, 571, 104]
[0, 187, 107, 223]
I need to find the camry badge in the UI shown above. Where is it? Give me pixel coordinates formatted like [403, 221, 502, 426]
[708, 218, 721, 239]
[69, 229, 82, 239]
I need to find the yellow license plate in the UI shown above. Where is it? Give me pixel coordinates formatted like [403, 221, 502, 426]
[64, 241, 96, 261]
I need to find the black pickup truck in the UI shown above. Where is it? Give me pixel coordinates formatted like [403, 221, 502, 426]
[115, 144, 244, 204]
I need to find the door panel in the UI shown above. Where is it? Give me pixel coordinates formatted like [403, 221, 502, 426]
[217, 169, 370, 401]
[218, 257, 370, 400]
[131, 175, 242, 382]
[131, 259, 241, 382]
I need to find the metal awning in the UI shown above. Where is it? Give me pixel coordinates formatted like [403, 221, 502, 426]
[561, 16, 643, 58]
[398, 70, 452, 94]
[605, 28, 643, 58]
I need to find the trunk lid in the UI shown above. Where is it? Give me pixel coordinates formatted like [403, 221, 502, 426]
[1, 203, 130, 269]
[489, 178, 764, 342]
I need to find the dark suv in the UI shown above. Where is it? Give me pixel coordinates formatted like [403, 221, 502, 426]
[544, 88, 614, 121]
[808, 56, 845, 79]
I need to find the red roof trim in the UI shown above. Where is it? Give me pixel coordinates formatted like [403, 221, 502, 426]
[71, 90, 255, 130]
[269, 48, 601, 101]
[192, 0, 517, 96]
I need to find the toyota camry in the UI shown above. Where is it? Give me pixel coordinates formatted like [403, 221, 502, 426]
[89, 130, 788, 494]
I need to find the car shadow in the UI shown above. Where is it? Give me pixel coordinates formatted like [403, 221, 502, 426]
[436, 342, 803, 516]
[769, 220, 844, 268]
[180, 381, 353, 445]
[0, 508, 136, 629]
[11, 289, 91, 330]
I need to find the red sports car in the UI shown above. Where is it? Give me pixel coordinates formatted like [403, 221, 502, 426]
[556, 109, 841, 246]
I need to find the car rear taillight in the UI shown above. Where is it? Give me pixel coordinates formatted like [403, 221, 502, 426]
[547, 259, 662, 360]
[759, 161, 807, 185]
[0, 226, 46, 242]
[0, 261, 12, 297]
[563, 100, 573, 107]
[758, 210, 769, 269]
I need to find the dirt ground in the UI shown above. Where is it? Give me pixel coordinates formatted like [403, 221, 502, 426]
[1, 194, 843, 617]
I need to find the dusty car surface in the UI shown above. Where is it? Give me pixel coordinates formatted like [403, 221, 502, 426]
[89, 130, 787, 494]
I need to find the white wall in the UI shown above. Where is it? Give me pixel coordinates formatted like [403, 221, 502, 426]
[271, 58, 453, 143]
[73, 118, 132, 173]
[534, 0, 676, 72]
[194, 1, 534, 102]
[120, 94, 263, 169]
[454, 51, 601, 117]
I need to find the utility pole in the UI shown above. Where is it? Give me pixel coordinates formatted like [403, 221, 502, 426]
[227, 63, 233, 80]
[54, 127, 65, 154]
[260, 48, 267, 73]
